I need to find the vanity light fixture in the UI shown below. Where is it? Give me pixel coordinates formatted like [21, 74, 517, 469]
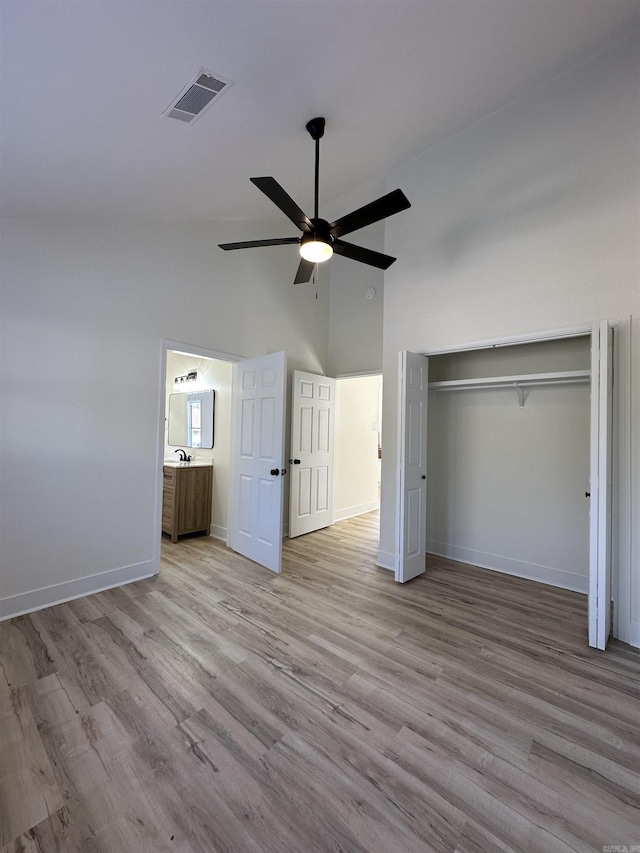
[174, 371, 198, 386]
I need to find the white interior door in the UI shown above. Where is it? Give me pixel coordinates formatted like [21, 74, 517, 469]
[395, 351, 429, 583]
[289, 370, 335, 538]
[228, 351, 286, 573]
[588, 320, 613, 649]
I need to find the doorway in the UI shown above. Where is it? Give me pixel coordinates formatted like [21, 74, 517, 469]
[157, 344, 383, 571]
[333, 374, 382, 522]
[395, 320, 624, 649]
[288, 371, 382, 539]
[157, 342, 237, 556]
[426, 335, 591, 593]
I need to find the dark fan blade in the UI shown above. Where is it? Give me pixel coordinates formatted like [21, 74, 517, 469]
[218, 237, 299, 251]
[251, 177, 313, 233]
[332, 239, 396, 270]
[329, 189, 411, 238]
[294, 257, 315, 284]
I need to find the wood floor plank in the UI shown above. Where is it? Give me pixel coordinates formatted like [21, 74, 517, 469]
[0, 684, 64, 846]
[2, 511, 640, 851]
[261, 731, 427, 853]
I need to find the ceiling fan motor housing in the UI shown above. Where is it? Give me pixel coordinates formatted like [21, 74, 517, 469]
[300, 222, 334, 263]
[309, 219, 332, 242]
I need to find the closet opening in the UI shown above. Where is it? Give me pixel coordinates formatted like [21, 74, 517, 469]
[426, 335, 592, 595]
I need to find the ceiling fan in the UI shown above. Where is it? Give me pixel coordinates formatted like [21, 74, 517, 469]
[218, 117, 411, 285]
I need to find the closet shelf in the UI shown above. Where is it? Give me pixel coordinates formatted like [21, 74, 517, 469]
[428, 369, 590, 408]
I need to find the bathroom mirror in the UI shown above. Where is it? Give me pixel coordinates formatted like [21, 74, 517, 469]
[168, 389, 215, 448]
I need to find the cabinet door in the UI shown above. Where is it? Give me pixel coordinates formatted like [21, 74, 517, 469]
[162, 467, 176, 535]
[176, 467, 212, 535]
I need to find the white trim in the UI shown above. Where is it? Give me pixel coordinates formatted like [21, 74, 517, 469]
[611, 318, 632, 644]
[333, 501, 380, 523]
[376, 550, 395, 571]
[334, 369, 383, 379]
[419, 323, 593, 356]
[427, 542, 588, 594]
[628, 622, 640, 649]
[209, 524, 228, 541]
[153, 341, 168, 577]
[163, 339, 244, 364]
[0, 561, 156, 622]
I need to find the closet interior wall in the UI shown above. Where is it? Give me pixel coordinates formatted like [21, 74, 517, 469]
[426, 336, 591, 592]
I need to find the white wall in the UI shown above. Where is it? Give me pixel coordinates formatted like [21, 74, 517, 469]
[0, 218, 329, 617]
[333, 375, 381, 521]
[164, 351, 232, 539]
[427, 340, 591, 592]
[379, 32, 640, 644]
[324, 180, 387, 376]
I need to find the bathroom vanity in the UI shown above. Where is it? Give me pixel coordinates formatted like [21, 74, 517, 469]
[162, 461, 213, 543]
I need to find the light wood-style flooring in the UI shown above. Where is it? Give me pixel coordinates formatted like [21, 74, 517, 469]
[1, 512, 639, 852]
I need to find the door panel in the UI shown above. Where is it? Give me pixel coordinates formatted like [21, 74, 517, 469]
[289, 370, 336, 538]
[316, 466, 329, 511]
[396, 351, 429, 583]
[229, 351, 286, 573]
[589, 321, 613, 649]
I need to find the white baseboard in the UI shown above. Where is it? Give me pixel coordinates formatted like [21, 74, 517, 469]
[376, 549, 395, 571]
[626, 621, 640, 650]
[209, 523, 228, 542]
[333, 501, 380, 523]
[427, 540, 588, 594]
[0, 560, 157, 622]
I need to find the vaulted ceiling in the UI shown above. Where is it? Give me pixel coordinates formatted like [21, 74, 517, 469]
[1, 0, 638, 222]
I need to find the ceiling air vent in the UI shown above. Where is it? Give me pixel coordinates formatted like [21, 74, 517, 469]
[163, 69, 232, 124]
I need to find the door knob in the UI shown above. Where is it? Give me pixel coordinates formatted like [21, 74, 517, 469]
[585, 491, 591, 497]
[270, 468, 280, 476]
[421, 475, 426, 480]
[289, 458, 301, 465]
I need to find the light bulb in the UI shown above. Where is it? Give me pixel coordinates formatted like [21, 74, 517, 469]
[299, 236, 333, 263]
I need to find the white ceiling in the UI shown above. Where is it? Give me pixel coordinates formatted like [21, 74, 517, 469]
[1, 0, 638, 223]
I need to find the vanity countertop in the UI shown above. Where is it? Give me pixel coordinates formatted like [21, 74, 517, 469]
[164, 460, 213, 468]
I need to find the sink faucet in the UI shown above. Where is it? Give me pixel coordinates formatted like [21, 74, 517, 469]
[175, 449, 187, 461]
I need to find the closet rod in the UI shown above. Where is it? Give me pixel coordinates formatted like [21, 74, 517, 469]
[428, 370, 590, 408]
[428, 369, 590, 392]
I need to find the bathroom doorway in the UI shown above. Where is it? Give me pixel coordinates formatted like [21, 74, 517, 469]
[159, 342, 237, 547]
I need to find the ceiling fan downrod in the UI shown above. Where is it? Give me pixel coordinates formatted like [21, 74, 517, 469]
[305, 117, 325, 221]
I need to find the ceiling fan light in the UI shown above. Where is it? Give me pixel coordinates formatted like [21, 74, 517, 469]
[300, 235, 333, 263]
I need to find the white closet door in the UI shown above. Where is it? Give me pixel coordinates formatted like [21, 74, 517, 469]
[588, 320, 613, 649]
[395, 351, 429, 583]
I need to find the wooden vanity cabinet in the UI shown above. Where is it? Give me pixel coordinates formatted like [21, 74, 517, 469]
[162, 464, 213, 543]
